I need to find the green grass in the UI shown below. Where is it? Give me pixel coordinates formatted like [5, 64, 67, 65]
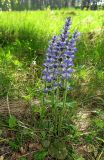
[0, 9, 104, 101]
[0, 9, 104, 56]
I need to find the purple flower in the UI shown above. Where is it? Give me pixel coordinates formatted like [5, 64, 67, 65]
[42, 18, 79, 92]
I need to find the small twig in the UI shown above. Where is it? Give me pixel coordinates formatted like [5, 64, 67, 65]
[17, 120, 31, 129]
[0, 137, 13, 143]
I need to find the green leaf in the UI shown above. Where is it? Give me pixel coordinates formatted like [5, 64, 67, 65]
[22, 95, 31, 101]
[13, 60, 22, 67]
[5, 51, 12, 61]
[18, 157, 27, 160]
[9, 141, 19, 150]
[42, 140, 50, 148]
[33, 150, 48, 160]
[48, 140, 68, 160]
[96, 137, 104, 143]
[9, 116, 17, 128]
[85, 135, 93, 143]
[94, 119, 104, 128]
[41, 131, 46, 139]
[66, 101, 76, 108]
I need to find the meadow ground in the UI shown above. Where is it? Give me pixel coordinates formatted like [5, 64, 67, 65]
[0, 9, 104, 159]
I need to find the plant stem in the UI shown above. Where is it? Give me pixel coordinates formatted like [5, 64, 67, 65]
[7, 93, 11, 117]
[58, 80, 68, 136]
[63, 80, 67, 108]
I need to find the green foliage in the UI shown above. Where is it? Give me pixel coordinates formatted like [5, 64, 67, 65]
[8, 115, 17, 128]
[48, 140, 68, 160]
[9, 140, 20, 150]
[0, 49, 22, 96]
[94, 118, 104, 128]
[33, 150, 48, 160]
[18, 158, 27, 160]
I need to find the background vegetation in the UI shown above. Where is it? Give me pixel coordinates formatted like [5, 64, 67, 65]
[0, 9, 104, 99]
[0, 0, 104, 11]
